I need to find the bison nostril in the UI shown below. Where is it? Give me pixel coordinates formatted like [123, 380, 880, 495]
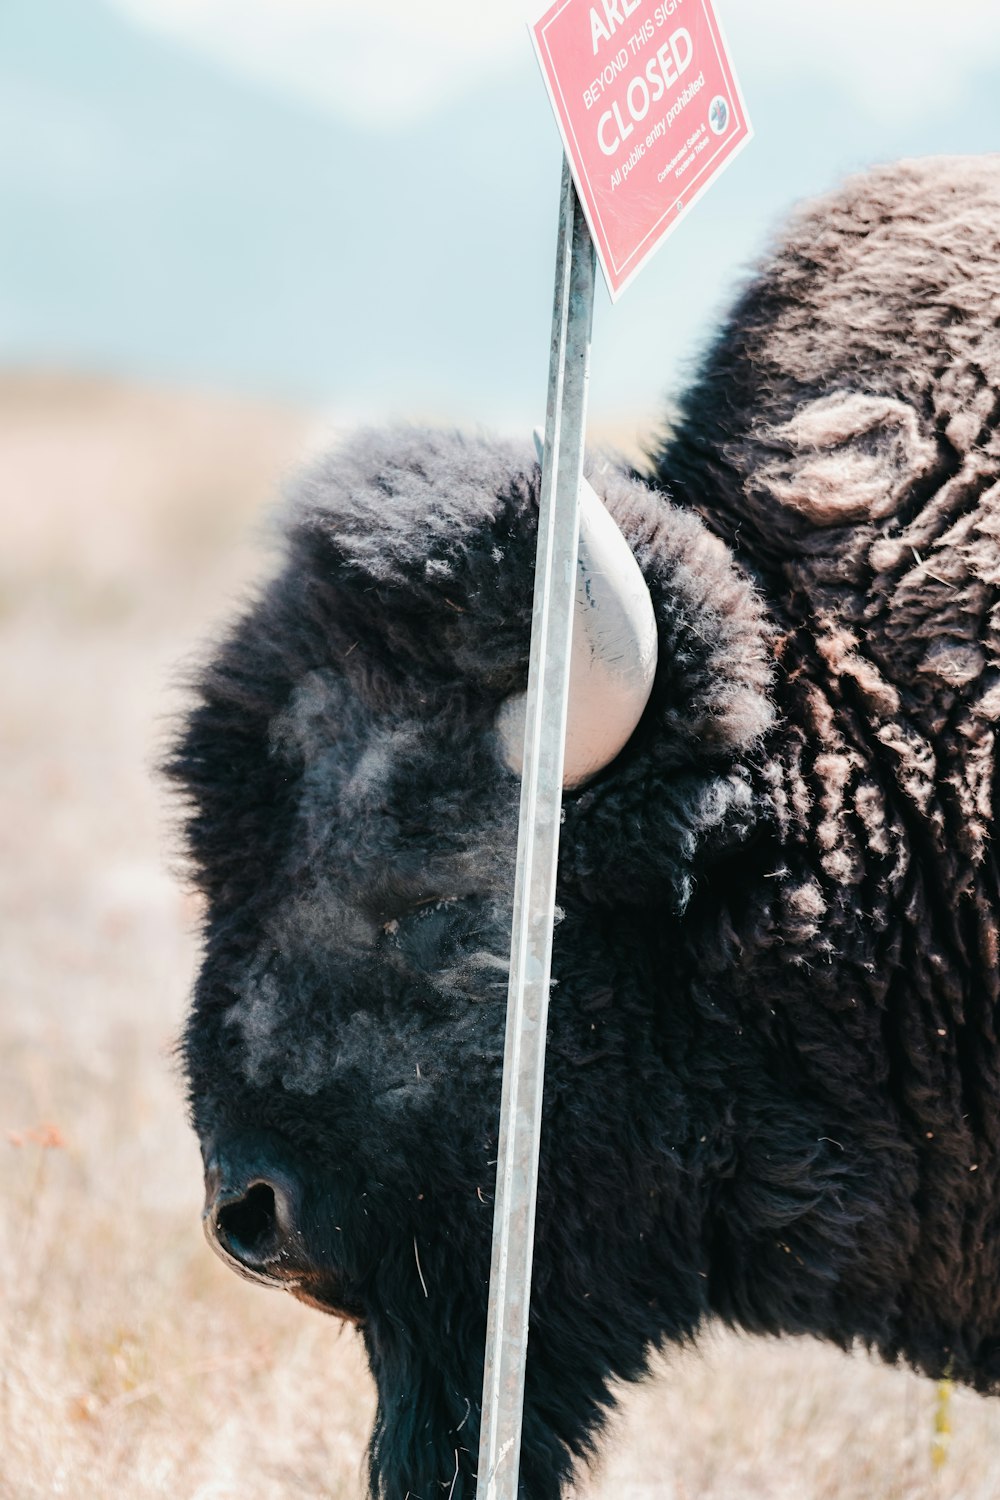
[216, 1182, 280, 1262]
[204, 1158, 303, 1279]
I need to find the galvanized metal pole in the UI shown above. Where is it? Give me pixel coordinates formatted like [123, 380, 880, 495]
[477, 156, 596, 1499]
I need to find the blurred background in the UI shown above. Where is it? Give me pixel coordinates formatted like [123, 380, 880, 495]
[6, 0, 1000, 425]
[4, 2, 1000, 1496]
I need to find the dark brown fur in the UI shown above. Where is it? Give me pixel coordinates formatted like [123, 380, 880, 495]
[652, 155, 1000, 1381]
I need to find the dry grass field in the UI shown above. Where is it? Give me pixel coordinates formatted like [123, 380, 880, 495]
[2, 373, 1000, 1499]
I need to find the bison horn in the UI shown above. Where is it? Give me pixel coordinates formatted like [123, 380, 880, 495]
[496, 434, 658, 790]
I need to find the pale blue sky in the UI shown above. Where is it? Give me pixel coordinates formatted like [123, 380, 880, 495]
[3, 0, 999, 428]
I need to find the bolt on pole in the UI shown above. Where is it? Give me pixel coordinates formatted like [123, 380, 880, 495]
[477, 155, 596, 1500]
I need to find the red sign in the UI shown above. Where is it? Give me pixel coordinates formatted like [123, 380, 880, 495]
[531, 0, 751, 299]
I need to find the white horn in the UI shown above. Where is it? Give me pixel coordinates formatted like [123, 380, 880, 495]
[497, 432, 659, 790]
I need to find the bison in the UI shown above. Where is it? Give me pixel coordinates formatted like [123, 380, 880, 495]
[169, 155, 1000, 1497]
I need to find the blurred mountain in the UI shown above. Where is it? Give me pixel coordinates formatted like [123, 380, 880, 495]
[3, 0, 999, 431]
[0, 0, 561, 425]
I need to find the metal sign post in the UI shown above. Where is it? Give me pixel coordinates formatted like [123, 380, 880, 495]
[477, 155, 595, 1500]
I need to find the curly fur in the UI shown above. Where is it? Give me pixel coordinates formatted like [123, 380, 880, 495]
[168, 155, 1000, 1497]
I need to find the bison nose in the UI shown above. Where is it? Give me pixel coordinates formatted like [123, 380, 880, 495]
[203, 1156, 303, 1283]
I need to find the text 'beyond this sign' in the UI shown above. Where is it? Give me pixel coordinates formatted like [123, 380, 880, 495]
[531, 0, 751, 299]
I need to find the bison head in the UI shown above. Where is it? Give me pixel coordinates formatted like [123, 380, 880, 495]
[169, 427, 774, 1497]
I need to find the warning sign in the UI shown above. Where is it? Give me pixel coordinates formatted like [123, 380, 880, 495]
[530, 0, 751, 299]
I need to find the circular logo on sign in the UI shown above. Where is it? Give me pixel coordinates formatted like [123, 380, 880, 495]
[709, 96, 730, 135]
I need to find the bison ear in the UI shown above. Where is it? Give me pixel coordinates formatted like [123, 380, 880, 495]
[753, 391, 939, 527]
[495, 434, 658, 789]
